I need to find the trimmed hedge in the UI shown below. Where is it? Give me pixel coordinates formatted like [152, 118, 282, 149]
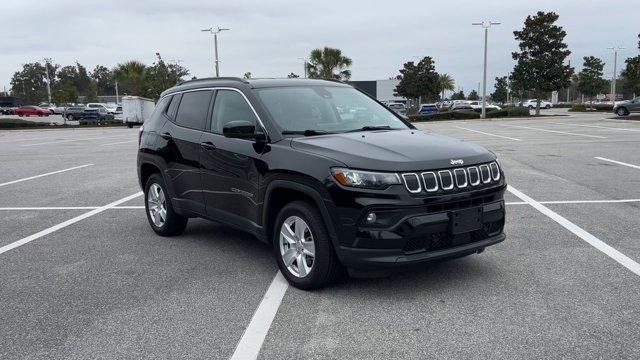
[409, 111, 480, 121]
[485, 107, 530, 118]
[0, 118, 49, 129]
[569, 103, 614, 112]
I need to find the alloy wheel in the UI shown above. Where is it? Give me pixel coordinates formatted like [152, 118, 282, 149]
[147, 183, 167, 227]
[279, 216, 315, 278]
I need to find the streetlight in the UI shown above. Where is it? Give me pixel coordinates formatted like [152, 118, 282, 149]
[472, 21, 500, 119]
[41, 58, 52, 104]
[607, 46, 625, 109]
[201, 27, 230, 77]
[297, 57, 308, 78]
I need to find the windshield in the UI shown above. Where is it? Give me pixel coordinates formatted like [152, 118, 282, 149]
[256, 86, 409, 134]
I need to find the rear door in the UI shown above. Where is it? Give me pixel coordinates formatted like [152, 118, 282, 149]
[200, 89, 264, 228]
[159, 90, 213, 215]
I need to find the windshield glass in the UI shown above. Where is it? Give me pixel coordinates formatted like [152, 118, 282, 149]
[256, 86, 409, 133]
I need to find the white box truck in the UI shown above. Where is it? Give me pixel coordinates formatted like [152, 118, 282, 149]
[122, 96, 156, 128]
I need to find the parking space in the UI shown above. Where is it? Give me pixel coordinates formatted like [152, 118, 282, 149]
[1, 113, 640, 359]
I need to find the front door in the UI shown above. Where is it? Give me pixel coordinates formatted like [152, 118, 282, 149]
[200, 89, 264, 228]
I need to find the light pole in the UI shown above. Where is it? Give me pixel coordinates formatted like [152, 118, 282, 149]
[607, 46, 625, 109]
[472, 21, 500, 119]
[42, 58, 52, 104]
[201, 27, 230, 77]
[297, 57, 308, 78]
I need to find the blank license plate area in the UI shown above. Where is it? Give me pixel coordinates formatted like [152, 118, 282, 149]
[450, 207, 482, 234]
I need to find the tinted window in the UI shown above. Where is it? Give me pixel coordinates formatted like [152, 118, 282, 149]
[167, 94, 181, 119]
[149, 96, 171, 122]
[211, 90, 257, 134]
[175, 90, 212, 130]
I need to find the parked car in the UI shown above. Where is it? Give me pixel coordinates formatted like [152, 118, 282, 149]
[386, 102, 407, 116]
[521, 99, 553, 109]
[418, 103, 438, 115]
[137, 78, 506, 290]
[450, 102, 474, 111]
[613, 96, 640, 116]
[13, 106, 51, 117]
[64, 106, 112, 122]
[38, 103, 57, 114]
[468, 101, 501, 111]
[0, 106, 14, 115]
[51, 106, 66, 114]
[86, 103, 117, 114]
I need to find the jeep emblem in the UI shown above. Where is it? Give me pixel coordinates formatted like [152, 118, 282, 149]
[450, 159, 464, 165]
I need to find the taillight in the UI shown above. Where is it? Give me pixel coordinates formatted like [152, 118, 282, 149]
[138, 125, 144, 146]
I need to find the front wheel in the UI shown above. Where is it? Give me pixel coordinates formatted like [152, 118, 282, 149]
[67, 115, 74, 121]
[144, 173, 188, 236]
[545, 104, 551, 109]
[273, 201, 342, 290]
[617, 107, 629, 116]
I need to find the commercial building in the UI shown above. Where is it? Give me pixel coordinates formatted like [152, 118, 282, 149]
[350, 79, 406, 103]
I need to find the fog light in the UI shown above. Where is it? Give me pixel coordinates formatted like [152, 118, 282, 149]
[365, 212, 377, 223]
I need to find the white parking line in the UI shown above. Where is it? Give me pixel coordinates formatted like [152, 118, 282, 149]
[452, 126, 521, 141]
[100, 140, 136, 146]
[548, 122, 640, 132]
[20, 134, 131, 147]
[507, 185, 640, 276]
[499, 124, 607, 139]
[0, 164, 94, 187]
[0, 192, 143, 255]
[506, 198, 640, 205]
[595, 157, 640, 170]
[231, 271, 289, 360]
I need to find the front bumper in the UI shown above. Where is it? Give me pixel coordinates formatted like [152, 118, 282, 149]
[329, 185, 506, 269]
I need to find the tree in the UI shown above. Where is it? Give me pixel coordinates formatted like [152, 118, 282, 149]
[113, 60, 147, 96]
[92, 65, 115, 95]
[394, 56, 441, 104]
[491, 76, 509, 103]
[306, 47, 353, 80]
[467, 90, 479, 100]
[450, 90, 466, 100]
[621, 33, 640, 98]
[10, 62, 52, 104]
[439, 73, 455, 99]
[51, 83, 78, 104]
[577, 56, 608, 107]
[56, 62, 95, 99]
[287, 72, 300, 78]
[243, 72, 252, 79]
[144, 53, 189, 99]
[511, 11, 573, 115]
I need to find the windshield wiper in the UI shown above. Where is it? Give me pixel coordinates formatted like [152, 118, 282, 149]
[347, 125, 393, 132]
[282, 129, 333, 136]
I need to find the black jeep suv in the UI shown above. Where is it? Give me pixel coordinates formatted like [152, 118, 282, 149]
[137, 78, 506, 289]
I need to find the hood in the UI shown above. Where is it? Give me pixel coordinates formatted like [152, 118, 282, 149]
[290, 129, 494, 171]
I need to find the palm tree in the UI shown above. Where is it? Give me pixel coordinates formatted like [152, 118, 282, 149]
[439, 73, 455, 99]
[306, 47, 353, 81]
[112, 60, 147, 96]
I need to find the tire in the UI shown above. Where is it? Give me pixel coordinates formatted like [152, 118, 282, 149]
[273, 201, 342, 290]
[528, 105, 533, 109]
[144, 173, 188, 236]
[545, 104, 551, 109]
[127, 123, 133, 128]
[67, 115, 74, 121]
[617, 107, 629, 116]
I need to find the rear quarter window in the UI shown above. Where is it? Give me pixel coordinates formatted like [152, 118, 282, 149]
[174, 90, 213, 130]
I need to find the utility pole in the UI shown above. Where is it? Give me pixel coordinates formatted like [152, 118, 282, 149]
[472, 21, 500, 119]
[607, 46, 624, 109]
[201, 27, 230, 77]
[566, 59, 571, 103]
[115, 81, 119, 104]
[42, 58, 52, 104]
[298, 57, 308, 78]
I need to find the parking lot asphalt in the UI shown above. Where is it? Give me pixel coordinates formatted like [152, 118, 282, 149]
[1, 110, 640, 359]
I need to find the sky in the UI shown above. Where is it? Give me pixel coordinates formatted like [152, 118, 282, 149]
[1, 0, 638, 96]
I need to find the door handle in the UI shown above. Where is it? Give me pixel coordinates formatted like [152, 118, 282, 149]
[160, 132, 172, 140]
[200, 141, 216, 149]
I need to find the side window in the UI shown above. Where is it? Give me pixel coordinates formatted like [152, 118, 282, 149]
[149, 96, 171, 121]
[167, 94, 180, 119]
[211, 90, 258, 134]
[175, 90, 212, 130]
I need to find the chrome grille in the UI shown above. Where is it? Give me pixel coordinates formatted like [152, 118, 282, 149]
[402, 162, 501, 194]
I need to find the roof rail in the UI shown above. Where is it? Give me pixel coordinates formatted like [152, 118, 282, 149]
[320, 78, 345, 84]
[176, 77, 249, 86]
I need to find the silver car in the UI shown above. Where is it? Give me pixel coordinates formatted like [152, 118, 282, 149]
[614, 97, 640, 116]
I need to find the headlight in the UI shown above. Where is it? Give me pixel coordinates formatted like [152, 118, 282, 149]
[331, 168, 401, 189]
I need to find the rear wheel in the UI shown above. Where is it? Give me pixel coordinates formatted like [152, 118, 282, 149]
[144, 173, 188, 236]
[545, 104, 551, 109]
[67, 115, 74, 121]
[273, 201, 342, 290]
[617, 107, 629, 116]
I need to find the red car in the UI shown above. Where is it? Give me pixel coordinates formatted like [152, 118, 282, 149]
[13, 106, 51, 117]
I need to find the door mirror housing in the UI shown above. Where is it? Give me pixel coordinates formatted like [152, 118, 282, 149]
[222, 120, 265, 140]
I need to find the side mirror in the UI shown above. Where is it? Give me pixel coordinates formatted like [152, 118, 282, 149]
[222, 120, 265, 140]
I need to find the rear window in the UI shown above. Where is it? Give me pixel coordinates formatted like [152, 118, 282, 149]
[174, 90, 212, 130]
